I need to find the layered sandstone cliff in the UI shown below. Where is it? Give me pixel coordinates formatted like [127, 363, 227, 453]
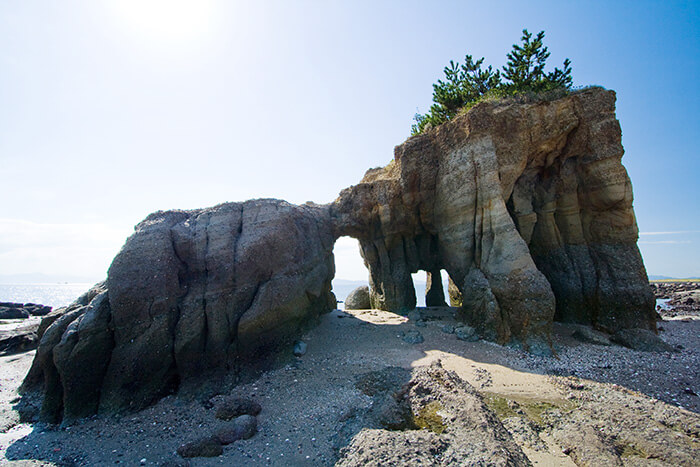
[332, 87, 655, 353]
[20, 87, 654, 422]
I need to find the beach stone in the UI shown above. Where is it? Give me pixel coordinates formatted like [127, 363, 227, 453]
[344, 286, 371, 310]
[0, 308, 29, 319]
[355, 367, 411, 397]
[214, 414, 257, 444]
[401, 330, 424, 344]
[0, 330, 38, 355]
[25, 304, 52, 316]
[177, 437, 223, 458]
[571, 325, 611, 346]
[215, 397, 262, 421]
[160, 459, 191, 467]
[441, 324, 455, 334]
[293, 340, 307, 357]
[455, 326, 478, 342]
[611, 328, 677, 353]
[414, 319, 427, 328]
[407, 310, 421, 322]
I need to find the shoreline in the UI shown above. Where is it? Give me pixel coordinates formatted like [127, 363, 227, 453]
[1, 306, 698, 465]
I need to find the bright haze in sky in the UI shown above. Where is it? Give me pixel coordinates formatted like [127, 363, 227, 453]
[1, 0, 698, 284]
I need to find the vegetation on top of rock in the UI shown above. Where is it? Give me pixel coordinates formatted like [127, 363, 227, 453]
[411, 29, 573, 135]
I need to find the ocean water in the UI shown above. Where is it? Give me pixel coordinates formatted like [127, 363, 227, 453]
[0, 280, 450, 310]
[0, 283, 92, 308]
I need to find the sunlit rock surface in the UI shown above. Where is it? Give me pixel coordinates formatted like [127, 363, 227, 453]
[331, 87, 654, 352]
[21, 87, 654, 421]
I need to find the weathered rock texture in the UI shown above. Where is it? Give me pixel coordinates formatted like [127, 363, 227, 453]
[332, 88, 654, 353]
[21, 87, 654, 422]
[21, 200, 336, 422]
[337, 362, 531, 466]
[344, 286, 371, 310]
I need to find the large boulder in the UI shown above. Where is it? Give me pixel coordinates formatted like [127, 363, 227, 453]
[344, 286, 371, 310]
[20, 199, 336, 422]
[332, 88, 655, 353]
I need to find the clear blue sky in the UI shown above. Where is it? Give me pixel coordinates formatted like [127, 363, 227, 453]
[0, 0, 698, 282]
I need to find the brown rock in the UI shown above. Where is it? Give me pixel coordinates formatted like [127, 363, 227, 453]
[214, 414, 257, 444]
[177, 437, 223, 458]
[331, 88, 654, 353]
[215, 397, 261, 420]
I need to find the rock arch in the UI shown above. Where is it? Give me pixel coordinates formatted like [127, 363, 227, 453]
[20, 87, 655, 422]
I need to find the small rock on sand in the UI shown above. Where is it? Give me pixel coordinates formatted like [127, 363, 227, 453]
[214, 414, 257, 444]
[177, 437, 223, 458]
[401, 330, 424, 344]
[455, 325, 478, 342]
[293, 340, 307, 357]
[214, 397, 262, 421]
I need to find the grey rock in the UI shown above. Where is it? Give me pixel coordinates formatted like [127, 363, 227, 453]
[401, 330, 424, 344]
[214, 414, 257, 444]
[160, 459, 191, 467]
[344, 286, 371, 310]
[354, 367, 411, 397]
[0, 329, 38, 355]
[611, 328, 677, 353]
[215, 397, 261, 421]
[441, 324, 455, 334]
[293, 340, 307, 357]
[177, 437, 223, 458]
[406, 310, 421, 322]
[455, 325, 478, 342]
[571, 325, 611, 346]
[414, 319, 427, 328]
[0, 308, 29, 319]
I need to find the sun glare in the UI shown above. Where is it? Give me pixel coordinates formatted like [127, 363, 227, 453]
[109, 0, 218, 44]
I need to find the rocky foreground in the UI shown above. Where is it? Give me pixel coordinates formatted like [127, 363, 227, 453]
[652, 281, 700, 319]
[1, 306, 698, 466]
[0, 302, 53, 356]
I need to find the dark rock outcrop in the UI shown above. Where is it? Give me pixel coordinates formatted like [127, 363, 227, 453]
[0, 302, 52, 319]
[20, 200, 336, 422]
[21, 88, 655, 422]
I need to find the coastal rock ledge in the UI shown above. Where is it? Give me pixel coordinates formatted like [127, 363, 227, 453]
[20, 87, 655, 422]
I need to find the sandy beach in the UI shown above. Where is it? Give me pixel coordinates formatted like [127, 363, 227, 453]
[0, 305, 698, 466]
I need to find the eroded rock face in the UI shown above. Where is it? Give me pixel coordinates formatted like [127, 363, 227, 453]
[332, 88, 654, 352]
[21, 88, 654, 422]
[21, 200, 336, 422]
[337, 362, 531, 466]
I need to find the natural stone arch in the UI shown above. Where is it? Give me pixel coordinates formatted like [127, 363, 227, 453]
[20, 88, 656, 423]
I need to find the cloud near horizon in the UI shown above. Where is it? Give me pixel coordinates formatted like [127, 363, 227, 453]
[0, 218, 132, 280]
